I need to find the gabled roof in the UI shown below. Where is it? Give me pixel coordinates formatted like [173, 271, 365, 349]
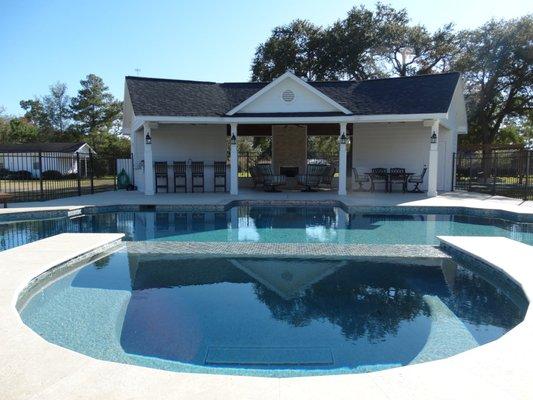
[0, 142, 92, 154]
[125, 72, 461, 117]
[226, 71, 352, 115]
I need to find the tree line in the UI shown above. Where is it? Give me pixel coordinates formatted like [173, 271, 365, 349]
[251, 3, 532, 150]
[0, 74, 129, 157]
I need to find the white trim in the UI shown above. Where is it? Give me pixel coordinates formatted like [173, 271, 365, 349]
[225, 71, 352, 116]
[75, 143, 96, 155]
[354, 113, 448, 124]
[132, 113, 448, 130]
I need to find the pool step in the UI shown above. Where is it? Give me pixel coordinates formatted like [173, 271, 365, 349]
[410, 295, 478, 364]
[204, 346, 334, 366]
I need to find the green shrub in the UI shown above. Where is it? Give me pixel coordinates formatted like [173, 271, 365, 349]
[42, 170, 63, 180]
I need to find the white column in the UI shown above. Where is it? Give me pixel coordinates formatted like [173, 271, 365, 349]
[338, 122, 347, 196]
[230, 123, 238, 195]
[143, 122, 155, 195]
[427, 119, 439, 197]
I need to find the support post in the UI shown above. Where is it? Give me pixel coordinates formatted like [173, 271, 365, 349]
[38, 151, 44, 201]
[144, 122, 155, 195]
[427, 119, 439, 197]
[338, 122, 347, 196]
[451, 152, 456, 192]
[230, 123, 238, 195]
[76, 152, 81, 196]
[89, 151, 94, 194]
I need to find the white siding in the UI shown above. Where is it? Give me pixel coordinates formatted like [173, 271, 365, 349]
[238, 78, 339, 114]
[144, 124, 228, 192]
[352, 122, 452, 191]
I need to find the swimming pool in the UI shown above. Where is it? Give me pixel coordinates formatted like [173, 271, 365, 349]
[19, 246, 527, 377]
[2, 206, 533, 251]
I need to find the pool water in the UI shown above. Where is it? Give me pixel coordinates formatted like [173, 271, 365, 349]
[20, 249, 526, 377]
[2, 206, 533, 251]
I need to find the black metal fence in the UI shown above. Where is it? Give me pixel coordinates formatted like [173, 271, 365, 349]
[0, 151, 132, 202]
[454, 149, 532, 200]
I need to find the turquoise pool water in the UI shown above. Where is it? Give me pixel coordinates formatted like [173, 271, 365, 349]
[1, 206, 533, 250]
[20, 249, 527, 377]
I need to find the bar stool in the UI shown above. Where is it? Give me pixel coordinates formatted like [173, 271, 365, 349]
[154, 162, 169, 193]
[214, 161, 227, 192]
[191, 161, 204, 192]
[173, 161, 187, 192]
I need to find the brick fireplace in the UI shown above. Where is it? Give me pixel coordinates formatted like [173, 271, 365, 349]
[272, 125, 307, 177]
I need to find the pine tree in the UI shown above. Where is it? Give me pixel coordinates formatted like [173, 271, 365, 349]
[70, 74, 122, 135]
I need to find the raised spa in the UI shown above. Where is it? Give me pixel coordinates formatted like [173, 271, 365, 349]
[19, 248, 527, 377]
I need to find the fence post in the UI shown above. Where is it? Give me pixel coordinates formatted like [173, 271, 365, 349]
[492, 153, 497, 196]
[38, 151, 44, 201]
[89, 151, 94, 194]
[451, 152, 456, 191]
[468, 155, 473, 191]
[113, 158, 117, 191]
[76, 152, 81, 196]
[525, 150, 531, 201]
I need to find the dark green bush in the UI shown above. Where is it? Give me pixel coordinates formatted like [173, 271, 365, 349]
[8, 170, 33, 180]
[42, 170, 63, 180]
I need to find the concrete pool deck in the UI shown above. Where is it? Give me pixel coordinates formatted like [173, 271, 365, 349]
[1, 189, 533, 220]
[0, 233, 532, 399]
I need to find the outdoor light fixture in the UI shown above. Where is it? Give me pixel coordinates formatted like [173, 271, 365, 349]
[231, 133, 237, 145]
[145, 132, 152, 145]
[430, 132, 437, 144]
[339, 133, 347, 145]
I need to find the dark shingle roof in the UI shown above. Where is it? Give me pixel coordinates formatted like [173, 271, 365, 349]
[126, 72, 460, 117]
[0, 142, 88, 153]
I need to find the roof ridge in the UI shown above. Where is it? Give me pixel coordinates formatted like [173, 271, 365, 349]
[356, 72, 460, 84]
[125, 76, 217, 84]
[127, 72, 460, 86]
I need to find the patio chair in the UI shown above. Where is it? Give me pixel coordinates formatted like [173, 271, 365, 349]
[255, 163, 286, 192]
[352, 167, 370, 191]
[213, 161, 227, 192]
[389, 167, 408, 192]
[297, 164, 328, 192]
[369, 168, 388, 192]
[173, 161, 187, 192]
[319, 165, 336, 190]
[191, 161, 204, 192]
[154, 162, 169, 193]
[408, 166, 428, 193]
[250, 165, 264, 188]
[0, 192, 12, 208]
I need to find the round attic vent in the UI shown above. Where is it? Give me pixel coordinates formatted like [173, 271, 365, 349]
[281, 89, 295, 103]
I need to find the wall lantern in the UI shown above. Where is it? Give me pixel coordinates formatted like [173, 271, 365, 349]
[230, 133, 237, 145]
[145, 132, 152, 145]
[339, 133, 347, 145]
[430, 132, 437, 144]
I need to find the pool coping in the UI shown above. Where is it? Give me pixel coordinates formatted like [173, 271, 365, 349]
[1, 198, 533, 223]
[1, 233, 532, 399]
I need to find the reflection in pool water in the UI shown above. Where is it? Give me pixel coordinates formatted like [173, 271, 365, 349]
[1, 206, 533, 251]
[20, 250, 526, 376]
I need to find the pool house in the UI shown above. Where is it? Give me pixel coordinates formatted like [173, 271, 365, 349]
[123, 71, 468, 197]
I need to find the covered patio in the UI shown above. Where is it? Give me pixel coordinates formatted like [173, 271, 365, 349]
[124, 71, 467, 198]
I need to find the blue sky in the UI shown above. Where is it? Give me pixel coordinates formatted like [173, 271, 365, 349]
[1, 0, 531, 115]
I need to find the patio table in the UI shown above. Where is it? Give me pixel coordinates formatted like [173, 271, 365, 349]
[365, 172, 414, 192]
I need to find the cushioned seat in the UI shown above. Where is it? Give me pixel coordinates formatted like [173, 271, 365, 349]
[297, 164, 329, 191]
[255, 164, 286, 192]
